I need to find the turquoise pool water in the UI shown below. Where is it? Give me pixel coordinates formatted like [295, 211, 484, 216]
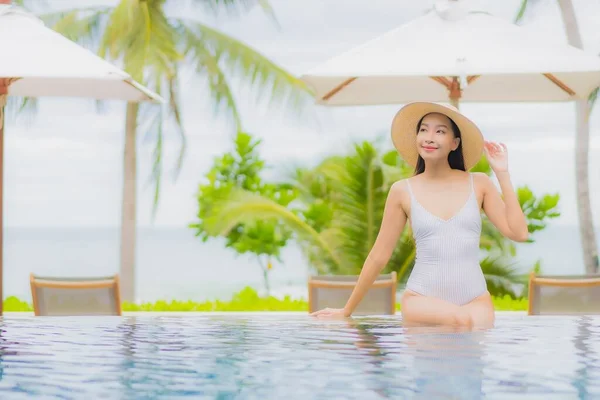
[0, 314, 598, 399]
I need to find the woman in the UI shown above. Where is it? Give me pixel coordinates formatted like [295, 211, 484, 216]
[310, 102, 529, 327]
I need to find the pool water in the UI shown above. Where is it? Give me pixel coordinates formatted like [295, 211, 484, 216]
[0, 314, 598, 399]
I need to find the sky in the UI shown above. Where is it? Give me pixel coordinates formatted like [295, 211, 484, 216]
[4, 0, 600, 229]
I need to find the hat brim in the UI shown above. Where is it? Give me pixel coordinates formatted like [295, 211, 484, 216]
[391, 102, 484, 170]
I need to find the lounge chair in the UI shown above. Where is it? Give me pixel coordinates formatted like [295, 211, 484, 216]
[528, 272, 600, 315]
[308, 272, 397, 315]
[30, 273, 122, 316]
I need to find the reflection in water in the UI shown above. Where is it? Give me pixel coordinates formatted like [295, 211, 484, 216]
[344, 318, 488, 399]
[117, 316, 137, 396]
[0, 320, 5, 382]
[572, 316, 597, 399]
[404, 325, 487, 399]
[345, 318, 393, 398]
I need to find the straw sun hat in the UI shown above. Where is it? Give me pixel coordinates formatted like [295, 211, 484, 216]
[390, 102, 484, 170]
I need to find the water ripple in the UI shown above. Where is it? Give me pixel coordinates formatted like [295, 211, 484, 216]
[0, 315, 598, 398]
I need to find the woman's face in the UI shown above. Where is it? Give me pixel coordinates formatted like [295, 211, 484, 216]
[416, 113, 460, 162]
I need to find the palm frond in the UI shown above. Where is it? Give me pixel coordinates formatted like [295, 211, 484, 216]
[514, 0, 529, 23]
[589, 87, 599, 110]
[99, 0, 180, 84]
[167, 71, 187, 177]
[187, 0, 278, 23]
[4, 96, 39, 126]
[386, 232, 416, 282]
[149, 102, 164, 219]
[180, 25, 242, 131]
[284, 143, 415, 275]
[296, 227, 343, 274]
[326, 143, 392, 271]
[203, 188, 343, 270]
[136, 73, 187, 221]
[481, 217, 516, 256]
[40, 7, 112, 50]
[178, 20, 314, 120]
[480, 256, 523, 298]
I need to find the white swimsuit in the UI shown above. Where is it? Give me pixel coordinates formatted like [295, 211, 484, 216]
[404, 173, 488, 305]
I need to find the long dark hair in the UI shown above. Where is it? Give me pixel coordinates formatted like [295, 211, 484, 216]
[414, 113, 466, 175]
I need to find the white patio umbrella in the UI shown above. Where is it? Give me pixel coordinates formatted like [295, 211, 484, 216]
[301, 1, 600, 106]
[0, 4, 163, 315]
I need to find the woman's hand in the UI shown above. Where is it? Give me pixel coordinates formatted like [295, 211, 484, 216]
[309, 307, 349, 319]
[483, 141, 508, 173]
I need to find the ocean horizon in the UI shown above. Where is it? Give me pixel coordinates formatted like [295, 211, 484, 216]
[4, 224, 596, 303]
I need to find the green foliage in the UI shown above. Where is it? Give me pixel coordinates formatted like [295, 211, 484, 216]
[123, 287, 308, 312]
[190, 132, 296, 294]
[480, 256, 523, 299]
[491, 295, 529, 311]
[124, 288, 528, 312]
[2, 288, 528, 312]
[201, 139, 561, 298]
[3, 296, 33, 312]
[518, 187, 560, 236]
[514, 0, 530, 23]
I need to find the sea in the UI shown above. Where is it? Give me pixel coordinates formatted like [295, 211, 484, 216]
[4, 224, 596, 303]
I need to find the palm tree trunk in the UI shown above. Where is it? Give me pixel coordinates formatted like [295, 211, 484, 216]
[120, 102, 139, 302]
[558, 0, 599, 274]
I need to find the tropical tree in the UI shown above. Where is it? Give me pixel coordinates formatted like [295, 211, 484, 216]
[199, 138, 561, 298]
[190, 132, 297, 295]
[18, 0, 312, 301]
[516, 0, 599, 274]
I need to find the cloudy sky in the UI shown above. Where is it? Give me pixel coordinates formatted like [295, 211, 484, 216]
[5, 0, 600, 229]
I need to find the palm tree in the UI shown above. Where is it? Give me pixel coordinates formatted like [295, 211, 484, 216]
[21, 0, 312, 301]
[516, 0, 599, 274]
[200, 140, 548, 297]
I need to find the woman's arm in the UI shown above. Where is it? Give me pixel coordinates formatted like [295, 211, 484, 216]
[479, 141, 529, 242]
[311, 180, 408, 318]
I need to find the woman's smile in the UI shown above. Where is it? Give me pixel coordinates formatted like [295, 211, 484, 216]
[421, 145, 438, 152]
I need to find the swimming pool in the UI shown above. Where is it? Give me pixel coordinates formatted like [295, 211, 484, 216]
[0, 314, 598, 399]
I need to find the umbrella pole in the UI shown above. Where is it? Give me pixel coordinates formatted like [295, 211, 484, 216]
[0, 82, 10, 317]
[431, 76, 463, 108]
[449, 77, 461, 109]
[450, 97, 460, 109]
[0, 100, 4, 317]
[1, 0, 10, 323]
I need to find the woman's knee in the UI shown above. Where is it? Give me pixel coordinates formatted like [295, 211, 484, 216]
[452, 311, 473, 327]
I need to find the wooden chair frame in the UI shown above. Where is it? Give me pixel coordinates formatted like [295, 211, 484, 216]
[307, 272, 397, 315]
[30, 273, 122, 316]
[528, 272, 600, 315]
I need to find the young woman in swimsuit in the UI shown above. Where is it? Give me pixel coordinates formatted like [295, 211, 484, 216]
[310, 102, 529, 328]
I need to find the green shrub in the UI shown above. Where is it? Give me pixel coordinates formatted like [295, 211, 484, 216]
[4, 296, 33, 312]
[3, 287, 528, 312]
[491, 294, 528, 311]
[122, 287, 307, 312]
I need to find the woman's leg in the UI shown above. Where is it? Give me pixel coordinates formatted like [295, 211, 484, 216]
[460, 291, 495, 328]
[401, 290, 494, 328]
[401, 290, 473, 327]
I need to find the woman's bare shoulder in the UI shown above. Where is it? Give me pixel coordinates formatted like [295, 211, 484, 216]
[471, 172, 493, 187]
[470, 172, 495, 201]
[390, 178, 411, 193]
[389, 179, 412, 205]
